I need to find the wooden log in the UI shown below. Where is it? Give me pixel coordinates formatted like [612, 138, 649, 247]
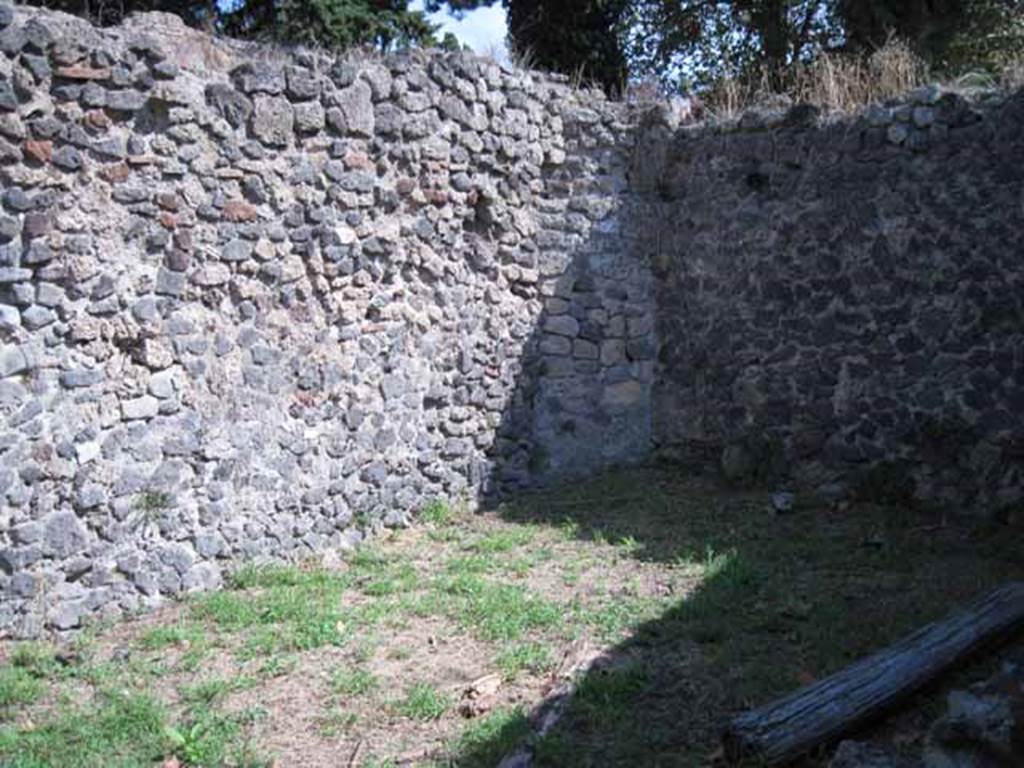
[723, 582, 1024, 765]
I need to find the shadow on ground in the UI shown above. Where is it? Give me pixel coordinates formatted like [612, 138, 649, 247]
[451, 465, 1024, 768]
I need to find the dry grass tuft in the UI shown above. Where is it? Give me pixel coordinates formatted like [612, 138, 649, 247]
[793, 37, 927, 112]
[702, 37, 929, 121]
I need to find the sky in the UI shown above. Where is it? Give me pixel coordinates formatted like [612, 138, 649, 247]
[409, 1, 509, 62]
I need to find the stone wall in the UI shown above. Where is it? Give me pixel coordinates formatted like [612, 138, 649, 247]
[0, 5, 655, 636]
[3, 2, 1024, 639]
[649, 89, 1024, 513]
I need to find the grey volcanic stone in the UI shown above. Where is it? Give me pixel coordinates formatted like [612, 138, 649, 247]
[205, 84, 252, 128]
[43, 511, 89, 559]
[329, 80, 374, 137]
[250, 95, 293, 147]
[232, 62, 285, 95]
[52, 146, 82, 171]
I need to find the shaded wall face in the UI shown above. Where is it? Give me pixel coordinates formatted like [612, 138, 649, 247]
[0, 8, 654, 635]
[650, 92, 1024, 510]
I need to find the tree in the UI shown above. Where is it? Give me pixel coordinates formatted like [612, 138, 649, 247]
[837, 0, 1024, 72]
[626, 1, 841, 91]
[31, 0, 445, 51]
[31, 0, 1024, 92]
[433, 0, 631, 93]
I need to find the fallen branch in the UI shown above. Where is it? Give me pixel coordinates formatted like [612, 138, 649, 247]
[723, 582, 1024, 765]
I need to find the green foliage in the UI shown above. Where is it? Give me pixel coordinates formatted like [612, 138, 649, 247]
[438, 573, 562, 641]
[34, 0, 455, 52]
[165, 707, 264, 767]
[0, 691, 173, 768]
[395, 682, 448, 720]
[32, 0, 1024, 96]
[839, 0, 1024, 74]
[137, 623, 205, 651]
[420, 498, 456, 526]
[134, 490, 172, 517]
[496, 642, 552, 678]
[190, 564, 356, 652]
[220, 0, 438, 51]
[330, 668, 378, 696]
[0, 667, 45, 711]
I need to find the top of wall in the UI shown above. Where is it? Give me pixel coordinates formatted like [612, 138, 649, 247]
[0, 3, 622, 118]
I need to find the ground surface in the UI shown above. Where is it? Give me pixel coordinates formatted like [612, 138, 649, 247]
[1, 467, 1022, 767]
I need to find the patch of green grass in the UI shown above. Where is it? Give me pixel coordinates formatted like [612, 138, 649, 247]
[137, 623, 205, 651]
[468, 528, 534, 555]
[191, 570, 351, 654]
[420, 498, 456, 526]
[561, 560, 583, 586]
[134, 490, 172, 516]
[445, 555, 493, 576]
[228, 563, 349, 591]
[346, 546, 391, 574]
[394, 682, 448, 721]
[317, 707, 359, 738]
[0, 643, 62, 714]
[256, 654, 296, 679]
[449, 707, 532, 768]
[582, 596, 668, 642]
[437, 574, 562, 642]
[8, 643, 60, 679]
[0, 667, 45, 712]
[360, 562, 418, 597]
[496, 642, 553, 680]
[0, 690, 172, 768]
[190, 591, 261, 629]
[572, 664, 649, 721]
[180, 676, 256, 706]
[166, 706, 264, 768]
[330, 668, 378, 697]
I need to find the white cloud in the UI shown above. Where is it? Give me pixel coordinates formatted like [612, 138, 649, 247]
[410, 1, 509, 62]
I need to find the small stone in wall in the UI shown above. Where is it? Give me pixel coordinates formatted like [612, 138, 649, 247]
[205, 84, 253, 128]
[42, 510, 89, 559]
[54, 64, 110, 81]
[250, 95, 293, 147]
[106, 90, 147, 112]
[222, 200, 257, 222]
[51, 145, 82, 171]
[23, 139, 51, 164]
[232, 62, 285, 95]
[121, 395, 160, 421]
[328, 80, 374, 138]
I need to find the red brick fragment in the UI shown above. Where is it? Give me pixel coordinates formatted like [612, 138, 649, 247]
[156, 193, 180, 212]
[222, 200, 258, 222]
[159, 212, 178, 230]
[99, 163, 130, 183]
[23, 139, 52, 164]
[83, 109, 112, 131]
[343, 150, 374, 170]
[55, 65, 111, 81]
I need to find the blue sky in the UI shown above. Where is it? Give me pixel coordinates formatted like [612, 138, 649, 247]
[409, 1, 509, 61]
